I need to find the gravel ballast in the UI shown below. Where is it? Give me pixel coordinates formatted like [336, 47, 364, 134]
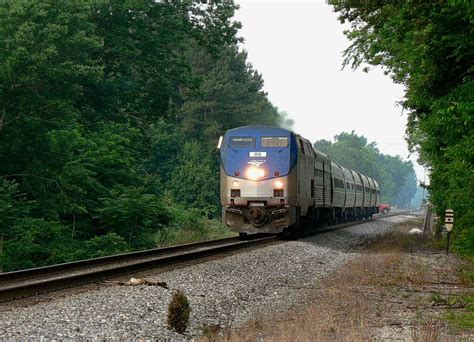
[0, 215, 413, 340]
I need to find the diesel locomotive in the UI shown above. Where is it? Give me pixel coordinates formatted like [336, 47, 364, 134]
[218, 126, 380, 237]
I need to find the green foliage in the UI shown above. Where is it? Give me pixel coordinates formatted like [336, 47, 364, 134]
[442, 295, 474, 330]
[314, 131, 418, 206]
[0, 1, 286, 271]
[97, 186, 169, 248]
[0, 180, 31, 235]
[1, 218, 71, 271]
[178, 44, 282, 143]
[167, 289, 191, 334]
[330, 1, 473, 255]
[79, 233, 129, 259]
[155, 203, 234, 247]
[170, 142, 219, 211]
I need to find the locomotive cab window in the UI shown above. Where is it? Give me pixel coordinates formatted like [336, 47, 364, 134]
[261, 136, 288, 147]
[230, 137, 256, 148]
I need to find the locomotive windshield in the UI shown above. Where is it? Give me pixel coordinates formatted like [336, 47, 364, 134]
[261, 136, 288, 147]
[230, 137, 256, 148]
[221, 126, 297, 180]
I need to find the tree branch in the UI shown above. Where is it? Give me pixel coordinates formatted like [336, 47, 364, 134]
[1, 174, 64, 195]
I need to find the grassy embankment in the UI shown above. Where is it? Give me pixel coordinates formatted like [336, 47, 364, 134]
[155, 219, 235, 247]
[155, 207, 236, 247]
[202, 218, 473, 341]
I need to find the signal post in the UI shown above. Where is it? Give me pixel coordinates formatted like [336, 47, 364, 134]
[445, 209, 454, 255]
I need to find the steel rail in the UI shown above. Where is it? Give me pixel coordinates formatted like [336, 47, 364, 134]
[0, 211, 411, 302]
[0, 236, 243, 283]
[0, 236, 277, 302]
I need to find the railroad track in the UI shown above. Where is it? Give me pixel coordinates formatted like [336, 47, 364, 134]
[0, 211, 411, 302]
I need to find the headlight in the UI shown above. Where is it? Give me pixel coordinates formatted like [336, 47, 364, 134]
[246, 166, 265, 180]
[274, 180, 283, 189]
[232, 180, 239, 187]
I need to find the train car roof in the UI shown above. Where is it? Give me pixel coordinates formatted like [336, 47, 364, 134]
[351, 170, 363, 184]
[224, 125, 292, 136]
[330, 161, 344, 176]
[314, 147, 330, 163]
[373, 179, 380, 189]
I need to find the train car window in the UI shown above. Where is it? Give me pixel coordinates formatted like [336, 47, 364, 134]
[230, 137, 255, 148]
[334, 178, 345, 188]
[261, 136, 288, 147]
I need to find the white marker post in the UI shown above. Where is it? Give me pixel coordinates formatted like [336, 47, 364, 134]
[445, 209, 454, 255]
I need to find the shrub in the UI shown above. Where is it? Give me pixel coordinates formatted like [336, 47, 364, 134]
[2, 218, 71, 271]
[167, 289, 191, 334]
[80, 232, 129, 258]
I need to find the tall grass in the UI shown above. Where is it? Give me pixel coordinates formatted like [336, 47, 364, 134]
[200, 217, 473, 341]
[155, 207, 235, 247]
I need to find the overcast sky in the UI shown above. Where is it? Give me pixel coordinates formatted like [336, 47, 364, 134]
[234, 0, 426, 182]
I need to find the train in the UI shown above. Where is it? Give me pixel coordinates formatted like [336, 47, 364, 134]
[218, 125, 380, 238]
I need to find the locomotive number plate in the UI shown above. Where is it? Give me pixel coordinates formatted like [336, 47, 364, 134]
[249, 151, 267, 157]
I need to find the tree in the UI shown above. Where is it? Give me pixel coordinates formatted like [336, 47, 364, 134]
[97, 186, 169, 248]
[0, 0, 292, 270]
[170, 141, 219, 212]
[314, 131, 418, 205]
[330, 1, 473, 254]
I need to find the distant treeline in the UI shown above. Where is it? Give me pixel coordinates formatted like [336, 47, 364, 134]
[0, 1, 291, 271]
[314, 132, 418, 208]
[330, 1, 473, 255]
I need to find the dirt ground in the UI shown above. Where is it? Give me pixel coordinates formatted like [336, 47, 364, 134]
[202, 218, 474, 341]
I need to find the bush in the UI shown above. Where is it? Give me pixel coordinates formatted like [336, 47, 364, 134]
[167, 289, 191, 334]
[1, 218, 72, 271]
[97, 186, 170, 248]
[80, 232, 129, 258]
[155, 202, 233, 246]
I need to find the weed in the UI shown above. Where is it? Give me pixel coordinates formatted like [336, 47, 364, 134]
[201, 324, 222, 341]
[442, 294, 474, 329]
[206, 218, 473, 341]
[156, 218, 235, 247]
[459, 259, 474, 285]
[167, 289, 191, 334]
[411, 318, 442, 342]
[430, 293, 445, 305]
